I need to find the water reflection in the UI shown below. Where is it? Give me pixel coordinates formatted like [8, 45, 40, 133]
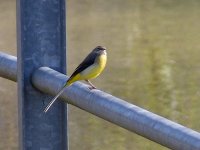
[68, 1, 200, 150]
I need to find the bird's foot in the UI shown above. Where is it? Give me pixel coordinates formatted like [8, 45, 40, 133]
[85, 80, 97, 90]
[88, 86, 97, 90]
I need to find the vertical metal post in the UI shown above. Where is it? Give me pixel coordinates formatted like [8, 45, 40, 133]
[17, 0, 68, 149]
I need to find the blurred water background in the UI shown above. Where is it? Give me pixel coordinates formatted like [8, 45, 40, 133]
[0, 0, 200, 149]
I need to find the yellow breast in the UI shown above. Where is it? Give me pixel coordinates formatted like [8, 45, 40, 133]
[80, 53, 107, 80]
[96, 53, 107, 72]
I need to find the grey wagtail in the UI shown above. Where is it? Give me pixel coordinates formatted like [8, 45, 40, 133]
[44, 46, 107, 112]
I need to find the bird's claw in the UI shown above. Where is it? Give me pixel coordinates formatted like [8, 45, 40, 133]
[88, 86, 97, 90]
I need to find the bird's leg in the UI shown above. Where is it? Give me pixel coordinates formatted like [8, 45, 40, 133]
[85, 80, 97, 90]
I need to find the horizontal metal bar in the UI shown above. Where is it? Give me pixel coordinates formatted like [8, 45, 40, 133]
[0, 52, 17, 81]
[0, 52, 200, 150]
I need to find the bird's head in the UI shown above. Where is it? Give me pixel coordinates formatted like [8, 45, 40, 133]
[93, 46, 107, 55]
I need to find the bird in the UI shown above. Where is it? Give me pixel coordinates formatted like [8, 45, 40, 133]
[44, 46, 107, 113]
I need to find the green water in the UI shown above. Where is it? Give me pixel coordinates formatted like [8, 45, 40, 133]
[0, 0, 200, 149]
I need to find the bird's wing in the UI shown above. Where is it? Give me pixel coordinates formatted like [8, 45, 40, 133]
[68, 51, 97, 80]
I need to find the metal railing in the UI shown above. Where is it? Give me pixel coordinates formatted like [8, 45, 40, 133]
[1, 51, 200, 150]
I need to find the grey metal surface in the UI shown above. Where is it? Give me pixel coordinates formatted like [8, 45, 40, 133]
[16, 0, 68, 149]
[0, 52, 17, 81]
[1, 53, 200, 149]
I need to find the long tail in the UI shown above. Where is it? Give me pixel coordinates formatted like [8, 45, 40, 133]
[44, 83, 68, 113]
